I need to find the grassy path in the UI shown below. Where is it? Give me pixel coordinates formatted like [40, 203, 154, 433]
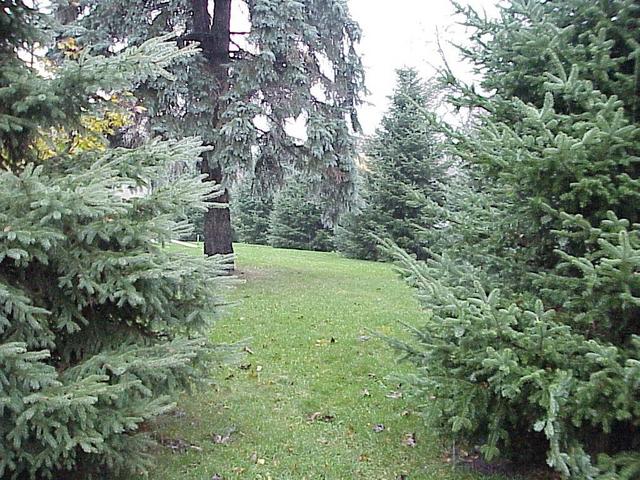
[148, 244, 490, 479]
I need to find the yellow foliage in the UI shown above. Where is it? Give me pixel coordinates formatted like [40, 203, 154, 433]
[32, 109, 132, 160]
[57, 37, 81, 59]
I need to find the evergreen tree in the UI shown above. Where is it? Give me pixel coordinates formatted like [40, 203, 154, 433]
[230, 176, 273, 245]
[0, 5, 231, 478]
[389, 1, 640, 478]
[55, 0, 365, 256]
[336, 68, 446, 261]
[268, 176, 334, 252]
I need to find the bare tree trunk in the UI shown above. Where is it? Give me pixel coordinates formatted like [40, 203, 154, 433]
[202, 161, 234, 255]
[191, 0, 235, 256]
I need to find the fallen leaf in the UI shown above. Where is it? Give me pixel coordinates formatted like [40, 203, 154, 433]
[403, 432, 417, 447]
[358, 453, 369, 462]
[372, 423, 385, 433]
[211, 426, 237, 445]
[257, 458, 266, 465]
[362, 388, 371, 397]
[307, 412, 335, 423]
[211, 474, 223, 480]
[386, 391, 403, 399]
[159, 437, 191, 453]
[239, 363, 251, 370]
[256, 365, 263, 372]
[243, 346, 255, 355]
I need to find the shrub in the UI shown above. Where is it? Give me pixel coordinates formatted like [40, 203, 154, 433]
[389, 1, 640, 477]
[0, 7, 232, 477]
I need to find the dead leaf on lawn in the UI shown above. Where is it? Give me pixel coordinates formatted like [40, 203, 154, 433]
[211, 474, 223, 480]
[372, 423, 385, 433]
[211, 426, 237, 445]
[403, 432, 417, 447]
[386, 391, 403, 399]
[158, 437, 191, 453]
[358, 453, 369, 462]
[239, 363, 251, 370]
[315, 337, 336, 347]
[307, 412, 335, 423]
[243, 346, 254, 354]
[362, 388, 371, 397]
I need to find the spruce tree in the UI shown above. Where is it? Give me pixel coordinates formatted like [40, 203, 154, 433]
[268, 176, 334, 252]
[0, 5, 231, 478]
[336, 68, 446, 261]
[230, 176, 273, 245]
[55, 0, 365, 256]
[388, 1, 640, 478]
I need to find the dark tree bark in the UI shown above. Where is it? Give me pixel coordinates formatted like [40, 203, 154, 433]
[201, 158, 234, 256]
[191, 0, 234, 256]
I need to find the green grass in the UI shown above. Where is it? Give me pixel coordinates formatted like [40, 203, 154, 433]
[146, 243, 497, 480]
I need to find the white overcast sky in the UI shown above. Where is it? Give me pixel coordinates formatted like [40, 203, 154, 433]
[347, 0, 500, 134]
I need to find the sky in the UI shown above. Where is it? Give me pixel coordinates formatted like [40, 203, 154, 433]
[347, 0, 500, 134]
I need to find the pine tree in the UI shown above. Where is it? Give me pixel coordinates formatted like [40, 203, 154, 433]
[230, 176, 273, 245]
[336, 68, 446, 261]
[268, 176, 334, 252]
[55, 0, 365, 256]
[0, 5, 231, 478]
[388, 1, 640, 478]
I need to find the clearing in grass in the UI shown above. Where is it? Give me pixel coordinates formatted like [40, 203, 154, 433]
[147, 243, 504, 480]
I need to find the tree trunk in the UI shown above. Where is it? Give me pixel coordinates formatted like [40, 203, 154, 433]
[191, 0, 234, 256]
[202, 162, 234, 255]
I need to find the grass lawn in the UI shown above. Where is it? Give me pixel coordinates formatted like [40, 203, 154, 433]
[146, 243, 503, 480]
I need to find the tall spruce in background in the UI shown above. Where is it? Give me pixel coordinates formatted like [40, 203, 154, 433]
[268, 175, 334, 252]
[0, 4, 232, 478]
[55, 0, 365, 256]
[388, 1, 640, 478]
[336, 68, 445, 261]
